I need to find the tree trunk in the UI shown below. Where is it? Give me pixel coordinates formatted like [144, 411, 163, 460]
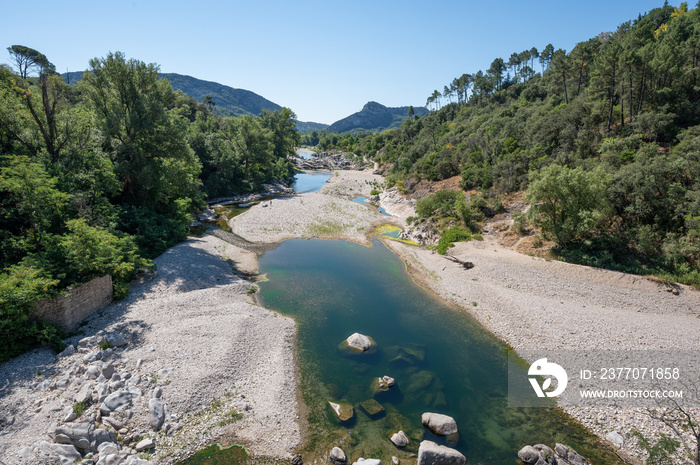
[620, 81, 625, 127]
[629, 74, 635, 120]
[607, 77, 615, 132]
[577, 62, 583, 96]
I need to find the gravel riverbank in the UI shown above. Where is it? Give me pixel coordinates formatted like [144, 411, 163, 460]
[0, 235, 300, 465]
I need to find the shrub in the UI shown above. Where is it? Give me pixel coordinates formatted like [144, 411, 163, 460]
[73, 401, 87, 416]
[370, 189, 380, 196]
[416, 190, 465, 219]
[512, 212, 530, 235]
[0, 264, 65, 362]
[437, 227, 472, 255]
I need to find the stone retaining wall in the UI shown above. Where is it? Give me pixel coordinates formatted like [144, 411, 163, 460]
[33, 275, 113, 332]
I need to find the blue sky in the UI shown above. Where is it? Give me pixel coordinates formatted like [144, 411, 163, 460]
[1, 0, 669, 124]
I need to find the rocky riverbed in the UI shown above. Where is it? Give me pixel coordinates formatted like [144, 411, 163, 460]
[0, 235, 300, 465]
[3, 167, 700, 465]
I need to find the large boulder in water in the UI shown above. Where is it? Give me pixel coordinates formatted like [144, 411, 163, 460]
[338, 333, 377, 355]
[421, 412, 458, 436]
[417, 440, 465, 465]
[347, 333, 373, 351]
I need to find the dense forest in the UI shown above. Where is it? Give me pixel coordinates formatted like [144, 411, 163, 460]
[0, 49, 299, 361]
[311, 3, 700, 288]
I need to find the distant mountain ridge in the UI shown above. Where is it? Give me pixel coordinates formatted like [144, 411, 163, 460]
[160, 73, 283, 117]
[328, 101, 429, 133]
[62, 71, 328, 130]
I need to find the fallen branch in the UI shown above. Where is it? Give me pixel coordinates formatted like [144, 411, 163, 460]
[445, 254, 475, 269]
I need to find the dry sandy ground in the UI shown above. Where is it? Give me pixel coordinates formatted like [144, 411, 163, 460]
[0, 235, 300, 465]
[230, 171, 401, 244]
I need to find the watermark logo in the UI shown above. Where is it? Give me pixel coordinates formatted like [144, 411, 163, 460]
[528, 358, 568, 397]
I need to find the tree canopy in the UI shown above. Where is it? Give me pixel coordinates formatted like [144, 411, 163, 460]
[0, 47, 300, 361]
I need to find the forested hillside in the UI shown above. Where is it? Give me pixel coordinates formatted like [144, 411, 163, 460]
[0, 49, 299, 361]
[318, 3, 700, 286]
[327, 101, 429, 133]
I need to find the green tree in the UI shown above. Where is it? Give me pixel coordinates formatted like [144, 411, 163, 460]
[488, 58, 506, 90]
[540, 43, 554, 72]
[7, 45, 54, 78]
[527, 164, 611, 245]
[233, 115, 274, 185]
[550, 48, 570, 104]
[80, 52, 201, 209]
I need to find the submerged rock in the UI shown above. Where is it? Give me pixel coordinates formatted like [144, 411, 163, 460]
[359, 399, 385, 418]
[387, 345, 426, 366]
[406, 371, 436, 394]
[555, 443, 590, 465]
[328, 401, 355, 423]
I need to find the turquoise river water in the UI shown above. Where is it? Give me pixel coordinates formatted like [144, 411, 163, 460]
[257, 238, 621, 465]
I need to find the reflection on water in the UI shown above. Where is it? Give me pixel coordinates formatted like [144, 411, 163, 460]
[258, 239, 622, 465]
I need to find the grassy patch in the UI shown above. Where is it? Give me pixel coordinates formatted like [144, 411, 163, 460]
[217, 409, 243, 427]
[307, 220, 347, 236]
[73, 401, 87, 416]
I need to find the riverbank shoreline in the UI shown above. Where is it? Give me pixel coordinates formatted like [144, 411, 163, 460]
[381, 237, 700, 464]
[0, 235, 301, 465]
[230, 168, 700, 463]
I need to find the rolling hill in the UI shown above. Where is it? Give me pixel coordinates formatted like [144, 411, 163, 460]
[328, 101, 428, 133]
[63, 71, 327, 130]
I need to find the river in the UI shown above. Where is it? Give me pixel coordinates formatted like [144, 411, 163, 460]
[257, 238, 621, 465]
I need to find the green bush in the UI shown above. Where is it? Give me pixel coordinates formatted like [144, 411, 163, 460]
[416, 190, 465, 219]
[437, 227, 472, 255]
[73, 401, 87, 416]
[0, 264, 65, 362]
[370, 189, 380, 196]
